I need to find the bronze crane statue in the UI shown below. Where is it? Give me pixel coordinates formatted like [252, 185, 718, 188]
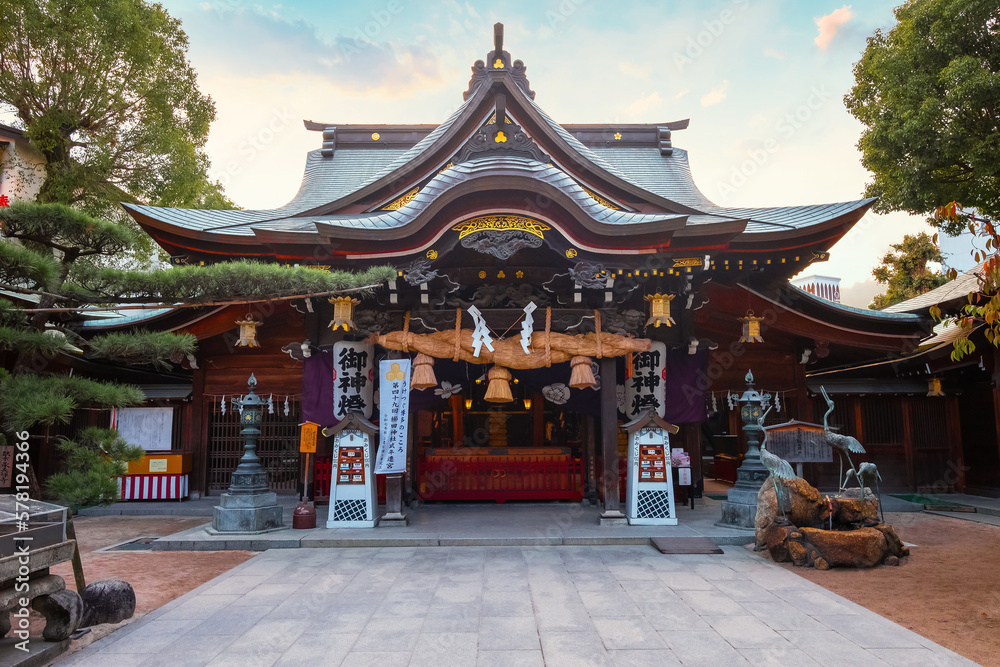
[758, 408, 797, 519]
[820, 386, 866, 491]
[845, 462, 884, 523]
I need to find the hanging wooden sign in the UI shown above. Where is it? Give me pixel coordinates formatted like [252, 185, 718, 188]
[299, 421, 319, 454]
[332, 341, 374, 419]
[625, 341, 667, 419]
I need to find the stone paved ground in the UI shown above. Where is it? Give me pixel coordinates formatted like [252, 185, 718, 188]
[57, 545, 975, 667]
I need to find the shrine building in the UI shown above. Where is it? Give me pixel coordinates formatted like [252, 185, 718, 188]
[90, 24, 980, 511]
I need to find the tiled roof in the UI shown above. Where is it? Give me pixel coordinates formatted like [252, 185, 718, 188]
[882, 263, 984, 314]
[262, 156, 687, 236]
[124, 69, 876, 245]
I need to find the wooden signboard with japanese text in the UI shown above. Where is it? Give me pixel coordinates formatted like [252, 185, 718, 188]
[299, 421, 319, 454]
[764, 421, 832, 463]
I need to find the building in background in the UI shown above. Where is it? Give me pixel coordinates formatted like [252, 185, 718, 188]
[0, 123, 44, 203]
[791, 275, 841, 304]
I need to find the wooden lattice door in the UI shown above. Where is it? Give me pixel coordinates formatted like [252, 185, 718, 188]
[206, 396, 302, 493]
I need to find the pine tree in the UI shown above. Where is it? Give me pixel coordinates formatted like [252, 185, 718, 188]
[0, 201, 392, 504]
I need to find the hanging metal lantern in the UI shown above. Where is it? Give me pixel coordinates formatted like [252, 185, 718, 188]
[738, 310, 765, 343]
[644, 293, 675, 328]
[328, 296, 361, 331]
[927, 378, 945, 397]
[235, 314, 262, 348]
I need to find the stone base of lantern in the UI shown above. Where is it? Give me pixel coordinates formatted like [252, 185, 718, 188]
[211, 491, 287, 534]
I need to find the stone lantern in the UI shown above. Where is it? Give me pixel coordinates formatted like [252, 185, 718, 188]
[717, 369, 772, 529]
[211, 374, 287, 534]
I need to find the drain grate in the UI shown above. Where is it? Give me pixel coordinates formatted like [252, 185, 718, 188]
[104, 536, 161, 552]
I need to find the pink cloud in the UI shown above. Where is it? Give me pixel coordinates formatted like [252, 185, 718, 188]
[814, 5, 853, 50]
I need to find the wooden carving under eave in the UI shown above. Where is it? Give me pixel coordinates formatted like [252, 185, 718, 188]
[372, 329, 650, 368]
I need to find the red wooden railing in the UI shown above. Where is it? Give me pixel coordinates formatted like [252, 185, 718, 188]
[418, 455, 584, 502]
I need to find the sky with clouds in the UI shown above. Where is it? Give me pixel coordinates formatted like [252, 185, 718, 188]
[148, 0, 970, 306]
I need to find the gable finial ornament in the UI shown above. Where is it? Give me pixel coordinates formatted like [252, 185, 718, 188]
[462, 22, 536, 101]
[454, 93, 549, 163]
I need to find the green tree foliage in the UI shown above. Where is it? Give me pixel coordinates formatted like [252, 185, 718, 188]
[45, 428, 145, 507]
[870, 232, 949, 309]
[0, 202, 393, 502]
[0, 0, 236, 218]
[848, 0, 1000, 358]
[844, 0, 1000, 236]
[0, 371, 144, 432]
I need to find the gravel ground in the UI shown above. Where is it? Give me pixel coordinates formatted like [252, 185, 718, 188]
[766, 511, 1000, 666]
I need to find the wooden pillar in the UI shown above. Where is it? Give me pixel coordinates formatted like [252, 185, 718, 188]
[532, 391, 544, 446]
[901, 397, 915, 490]
[191, 363, 208, 499]
[992, 351, 1000, 482]
[599, 356, 625, 522]
[581, 415, 598, 502]
[945, 396, 965, 493]
[451, 393, 464, 449]
[684, 424, 702, 497]
[793, 360, 813, 423]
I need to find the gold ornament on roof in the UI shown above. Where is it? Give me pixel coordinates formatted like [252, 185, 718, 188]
[452, 215, 550, 241]
[565, 249, 578, 259]
[426, 249, 438, 259]
[382, 187, 419, 211]
[582, 187, 619, 210]
[614, 132, 622, 140]
[371, 132, 380, 141]
[645, 293, 675, 328]
[495, 131, 507, 143]
[328, 296, 361, 331]
[494, 58, 504, 68]
[739, 310, 765, 343]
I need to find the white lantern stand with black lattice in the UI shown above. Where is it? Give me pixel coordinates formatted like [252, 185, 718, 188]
[621, 409, 680, 526]
[323, 411, 379, 528]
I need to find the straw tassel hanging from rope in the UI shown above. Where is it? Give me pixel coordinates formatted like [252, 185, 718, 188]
[484, 366, 513, 403]
[569, 356, 596, 389]
[411, 353, 437, 390]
